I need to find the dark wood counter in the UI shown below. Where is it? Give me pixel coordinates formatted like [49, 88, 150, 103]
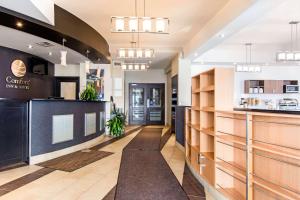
[234, 107, 300, 115]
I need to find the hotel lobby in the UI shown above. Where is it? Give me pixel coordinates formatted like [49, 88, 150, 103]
[0, 0, 299, 199]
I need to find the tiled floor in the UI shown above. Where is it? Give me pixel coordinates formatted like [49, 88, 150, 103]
[0, 127, 212, 200]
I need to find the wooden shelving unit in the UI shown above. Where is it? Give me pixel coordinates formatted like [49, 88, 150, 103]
[185, 67, 234, 187]
[186, 68, 300, 200]
[215, 111, 300, 200]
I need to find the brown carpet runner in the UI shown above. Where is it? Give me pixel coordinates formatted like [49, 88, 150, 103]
[114, 128, 189, 200]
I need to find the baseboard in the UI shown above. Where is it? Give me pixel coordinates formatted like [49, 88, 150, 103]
[175, 142, 185, 153]
[185, 160, 227, 200]
[29, 135, 106, 165]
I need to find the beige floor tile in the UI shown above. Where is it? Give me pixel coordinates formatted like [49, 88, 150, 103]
[0, 165, 42, 186]
[161, 135, 185, 185]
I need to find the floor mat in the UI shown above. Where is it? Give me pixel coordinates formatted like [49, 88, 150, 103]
[124, 128, 162, 151]
[115, 127, 189, 200]
[38, 150, 113, 172]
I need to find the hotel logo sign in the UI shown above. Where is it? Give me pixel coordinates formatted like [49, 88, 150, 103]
[6, 60, 31, 90]
[11, 60, 26, 77]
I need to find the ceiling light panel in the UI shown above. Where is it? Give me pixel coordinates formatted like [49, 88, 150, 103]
[111, 16, 169, 34]
[121, 63, 149, 71]
[117, 48, 154, 59]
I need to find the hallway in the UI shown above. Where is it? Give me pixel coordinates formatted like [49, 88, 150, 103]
[115, 127, 188, 200]
[0, 127, 206, 200]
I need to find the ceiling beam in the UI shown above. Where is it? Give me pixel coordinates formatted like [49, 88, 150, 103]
[183, 0, 283, 60]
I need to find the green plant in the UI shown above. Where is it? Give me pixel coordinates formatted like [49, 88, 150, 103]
[80, 84, 98, 101]
[106, 108, 126, 137]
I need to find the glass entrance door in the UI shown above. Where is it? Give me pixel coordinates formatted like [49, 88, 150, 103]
[129, 85, 146, 124]
[147, 85, 164, 124]
[129, 83, 165, 125]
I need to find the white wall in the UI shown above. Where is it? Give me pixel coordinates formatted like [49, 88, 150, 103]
[178, 58, 191, 106]
[111, 67, 125, 111]
[0, 0, 55, 25]
[124, 69, 167, 124]
[55, 63, 112, 100]
[55, 64, 86, 93]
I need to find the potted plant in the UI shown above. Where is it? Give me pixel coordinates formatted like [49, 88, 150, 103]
[80, 84, 98, 101]
[106, 107, 126, 137]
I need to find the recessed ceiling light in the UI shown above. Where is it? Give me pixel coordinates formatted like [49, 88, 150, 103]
[218, 34, 225, 38]
[28, 45, 33, 49]
[194, 52, 198, 57]
[48, 52, 52, 56]
[16, 21, 23, 28]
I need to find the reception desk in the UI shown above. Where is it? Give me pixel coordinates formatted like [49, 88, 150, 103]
[0, 98, 108, 167]
[29, 99, 107, 164]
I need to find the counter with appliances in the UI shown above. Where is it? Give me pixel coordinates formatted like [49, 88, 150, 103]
[234, 107, 300, 114]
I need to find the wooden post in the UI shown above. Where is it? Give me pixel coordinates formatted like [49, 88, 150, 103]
[246, 113, 253, 200]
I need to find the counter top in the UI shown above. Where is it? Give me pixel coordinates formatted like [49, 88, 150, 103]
[31, 99, 107, 103]
[0, 98, 108, 103]
[234, 107, 300, 115]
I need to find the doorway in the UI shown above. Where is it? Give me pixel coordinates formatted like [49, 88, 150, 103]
[55, 77, 80, 100]
[129, 83, 165, 125]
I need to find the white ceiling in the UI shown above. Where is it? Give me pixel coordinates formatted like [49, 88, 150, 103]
[53, 0, 230, 68]
[0, 25, 88, 65]
[194, 0, 300, 65]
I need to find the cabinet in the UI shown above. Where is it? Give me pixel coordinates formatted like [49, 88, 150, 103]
[244, 80, 284, 94]
[264, 80, 283, 94]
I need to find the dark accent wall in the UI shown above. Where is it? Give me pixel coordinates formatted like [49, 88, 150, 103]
[175, 106, 187, 146]
[0, 46, 54, 100]
[30, 100, 105, 156]
[0, 99, 28, 167]
[0, 5, 110, 63]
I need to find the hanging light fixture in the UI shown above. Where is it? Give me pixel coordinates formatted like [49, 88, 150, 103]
[111, 0, 169, 34]
[276, 21, 300, 62]
[85, 50, 90, 74]
[121, 63, 149, 71]
[117, 48, 154, 59]
[142, 17, 152, 32]
[115, 17, 125, 31]
[60, 38, 67, 66]
[236, 43, 261, 73]
[156, 18, 166, 32]
[129, 17, 138, 32]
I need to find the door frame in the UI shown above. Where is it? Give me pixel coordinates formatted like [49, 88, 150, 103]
[128, 83, 165, 125]
[54, 77, 80, 99]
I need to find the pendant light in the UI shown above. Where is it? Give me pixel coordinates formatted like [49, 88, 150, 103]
[60, 38, 67, 66]
[85, 50, 90, 74]
[121, 63, 148, 71]
[236, 43, 261, 73]
[116, 1, 155, 60]
[276, 21, 300, 62]
[111, 0, 169, 34]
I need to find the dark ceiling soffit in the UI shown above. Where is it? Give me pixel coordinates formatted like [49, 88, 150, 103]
[0, 6, 111, 64]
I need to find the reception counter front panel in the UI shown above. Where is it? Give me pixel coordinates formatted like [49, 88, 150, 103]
[30, 100, 106, 157]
